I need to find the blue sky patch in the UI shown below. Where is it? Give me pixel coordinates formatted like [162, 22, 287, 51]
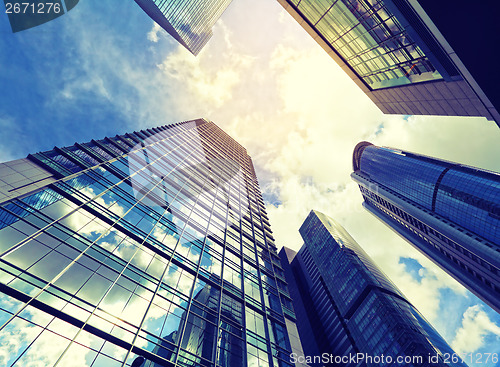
[399, 256, 425, 282]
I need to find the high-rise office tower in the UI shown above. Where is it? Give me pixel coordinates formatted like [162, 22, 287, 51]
[0, 119, 305, 367]
[351, 141, 500, 314]
[280, 210, 468, 366]
[277, 0, 500, 126]
[134, 0, 233, 55]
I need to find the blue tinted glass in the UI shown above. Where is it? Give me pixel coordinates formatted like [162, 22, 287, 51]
[436, 169, 500, 244]
[360, 146, 445, 209]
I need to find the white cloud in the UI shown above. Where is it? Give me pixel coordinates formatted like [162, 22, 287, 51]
[147, 22, 162, 43]
[452, 305, 500, 354]
[53, 10, 259, 129]
[156, 21, 254, 110]
[61, 187, 124, 238]
[0, 295, 93, 367]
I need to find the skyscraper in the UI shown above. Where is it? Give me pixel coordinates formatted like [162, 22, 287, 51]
[351, 142, 500, 314]
[0, 119, 305, 366]
[280, 210, 468, 366]
[277, 0, 500, 126]
[134, 0, 233, 55]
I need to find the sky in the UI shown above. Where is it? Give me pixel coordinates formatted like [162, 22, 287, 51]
[0, 0, 499, 365]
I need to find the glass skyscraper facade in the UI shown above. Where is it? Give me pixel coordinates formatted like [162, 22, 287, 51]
[277, 0, 499, 124]
[0, 119, 303, 367]
[280, 210, 468, 367]
[281, 0, 442, 90]
[351, 142, 500, 314]
[134, 0, 233, 56]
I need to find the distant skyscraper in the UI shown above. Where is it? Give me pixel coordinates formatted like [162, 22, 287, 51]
[280, 210, 468, 366]
[134, 0, 233, 55]
[351, 142, 500, 314]
[0, 119, 305, 366]
[277, 0, 500, 126]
